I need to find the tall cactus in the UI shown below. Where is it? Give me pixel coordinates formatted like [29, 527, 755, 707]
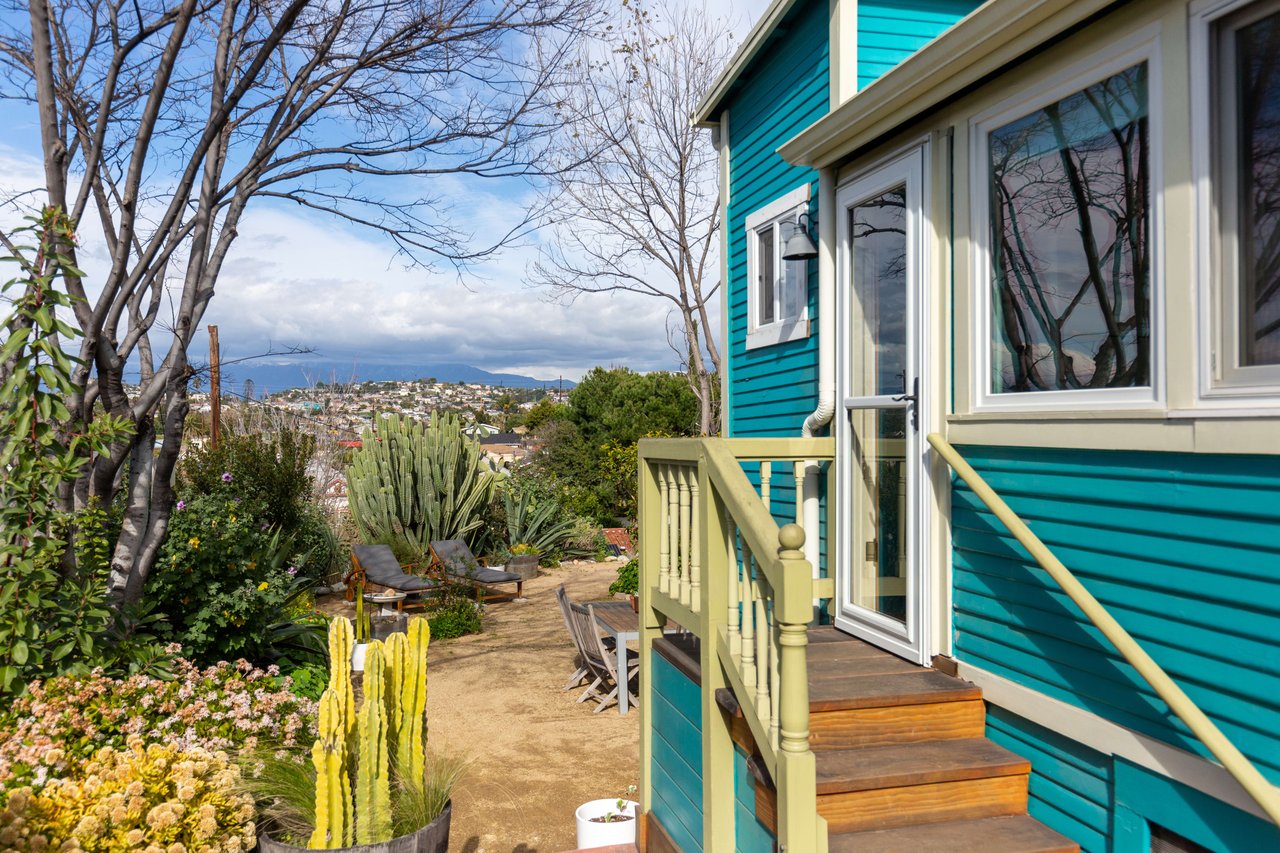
[309, 689, 352, 848]
[310, 617, 432, 848]
[355, 643, 392, 843]
[346, 412, 498, 558]
[397, 617, 431, 792]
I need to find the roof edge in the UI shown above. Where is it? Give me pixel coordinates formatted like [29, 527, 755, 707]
[693, 0, 803, 127]
[777, 0, 1120, 166]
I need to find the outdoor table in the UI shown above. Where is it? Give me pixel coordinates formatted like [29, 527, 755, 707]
[591, 600, 640, 715]
[364, 590, 408, 613]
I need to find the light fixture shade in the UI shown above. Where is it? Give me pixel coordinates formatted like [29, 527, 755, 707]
[782, 223, 818, 261]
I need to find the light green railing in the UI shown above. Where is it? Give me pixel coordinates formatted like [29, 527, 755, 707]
[637, 437, 835, 853]
[928, 433, 1280, 828]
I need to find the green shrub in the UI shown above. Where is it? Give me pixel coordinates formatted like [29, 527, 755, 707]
[426, 596, 483, 640]
[179, 427, 316, 533]
[149, 486, 324, 666]
[608, 559, 639, 596]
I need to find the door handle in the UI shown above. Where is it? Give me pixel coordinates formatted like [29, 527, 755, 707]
[893, 377, 919, 431]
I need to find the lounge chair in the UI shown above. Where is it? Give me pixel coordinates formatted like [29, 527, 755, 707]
[428, 539, 524, 602]
[346, 544, 438, 610]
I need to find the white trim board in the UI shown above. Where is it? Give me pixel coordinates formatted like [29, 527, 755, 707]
[957, 661, 1277, 822]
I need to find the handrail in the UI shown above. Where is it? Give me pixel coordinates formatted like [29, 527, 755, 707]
[638, 436, 830, 852]
[928, 433, 1280, 827]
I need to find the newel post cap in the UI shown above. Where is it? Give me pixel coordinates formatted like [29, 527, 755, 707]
[778, 523, 806, 555]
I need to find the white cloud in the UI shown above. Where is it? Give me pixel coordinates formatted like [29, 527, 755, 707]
[0, 0, 766, 384]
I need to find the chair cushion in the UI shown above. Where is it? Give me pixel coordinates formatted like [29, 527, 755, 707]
[353, 545, 437, 591]
[431, 540, 520, 585]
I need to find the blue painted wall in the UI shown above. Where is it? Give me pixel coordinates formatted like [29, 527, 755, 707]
[951, 445, 1280, 787]
[986, 707, 1112, 853]
[857, 0, 982, 88]
[723, 0, 828, 441]
[733, 746, 776, 853]
[650, 651, 704, 852]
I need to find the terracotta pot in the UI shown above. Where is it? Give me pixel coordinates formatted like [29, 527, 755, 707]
[258, 800, 451, 853]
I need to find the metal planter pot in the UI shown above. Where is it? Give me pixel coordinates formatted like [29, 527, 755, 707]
[506, 554, 540, 581]
[258, 800, 451, 853]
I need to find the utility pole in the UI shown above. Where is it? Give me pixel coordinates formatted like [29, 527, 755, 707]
[208, 325, 221, 451]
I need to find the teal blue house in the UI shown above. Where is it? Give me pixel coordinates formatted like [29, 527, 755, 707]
[635, 0, 1280, 850]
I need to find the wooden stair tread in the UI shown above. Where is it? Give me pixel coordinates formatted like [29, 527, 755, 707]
[808, 651, 922, 678]
[828, 815, 1079, 853]
[810, 669, 982, 711]
[815, 739, 1030, 794]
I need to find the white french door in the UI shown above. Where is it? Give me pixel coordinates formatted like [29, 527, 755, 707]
[834, 147, 931, 664]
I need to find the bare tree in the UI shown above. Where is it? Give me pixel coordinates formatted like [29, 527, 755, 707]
[0, 0, 600, 603]
[531, 0, 732, 434]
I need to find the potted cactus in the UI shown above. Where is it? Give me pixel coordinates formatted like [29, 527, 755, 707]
[352, 584, 371, 672]
[258, 616, 453, 852]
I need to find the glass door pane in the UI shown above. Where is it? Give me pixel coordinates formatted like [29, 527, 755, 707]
[847, 187, 910, 625]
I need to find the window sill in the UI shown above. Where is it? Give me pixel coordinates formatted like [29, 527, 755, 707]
[745, 318, 810, 351]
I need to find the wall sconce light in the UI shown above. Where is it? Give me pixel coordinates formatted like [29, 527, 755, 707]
[781, 212, 818, 261]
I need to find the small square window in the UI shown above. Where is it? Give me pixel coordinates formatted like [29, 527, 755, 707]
[745, 185, 811, 350]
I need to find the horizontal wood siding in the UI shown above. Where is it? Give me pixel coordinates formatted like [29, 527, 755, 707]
[650, 652, 704, 852]
[951, 445, 1280, 784]
[856, 0, 982, 89]
[725, 0, 827, 440]
[985, 707, 1111, 853]
[734, 745, 776, 853]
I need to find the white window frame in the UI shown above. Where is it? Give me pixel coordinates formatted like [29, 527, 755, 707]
[968, 28, 1165, 413]
[745, 184, 811, 350]
[1193, 0, 1280, 408]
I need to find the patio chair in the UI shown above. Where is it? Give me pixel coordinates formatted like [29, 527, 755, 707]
[345, 544, 439, 610]
[556, 585, 600, 694]
[428, 539, 524, 602]
[570, 601, 638, 713]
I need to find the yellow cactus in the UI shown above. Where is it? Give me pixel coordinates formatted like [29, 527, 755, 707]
[398, 618, 431, 791]
[309, 689, 349, 849]
[327, 617, 355, 737]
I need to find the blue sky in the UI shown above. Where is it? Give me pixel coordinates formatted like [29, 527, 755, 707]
[0, 0, 770, 382]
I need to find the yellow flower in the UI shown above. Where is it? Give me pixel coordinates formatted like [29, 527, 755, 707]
[229, 515, 236, 523]
[257, 582, 269, 591]
[188, 537, 200, 549]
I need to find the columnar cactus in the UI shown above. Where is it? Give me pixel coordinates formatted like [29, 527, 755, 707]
[310, 616, 431, 848]
[396, 618, 430, 791]
[346, 411, 498, 556]
[327, 617, 355, 735]
[355, 643, 392, 843]
[309, 689, 352, 848]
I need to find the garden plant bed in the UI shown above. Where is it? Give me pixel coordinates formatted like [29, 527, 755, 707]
[318, 559, 639, 852]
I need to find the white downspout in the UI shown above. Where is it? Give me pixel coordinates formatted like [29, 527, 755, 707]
[800, 166, 837, 574]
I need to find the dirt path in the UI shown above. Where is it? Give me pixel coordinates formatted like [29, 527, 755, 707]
[351, 561, 640, 852]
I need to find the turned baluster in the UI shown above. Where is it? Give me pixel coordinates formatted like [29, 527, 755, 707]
[726, 512, 741, 657]
[658, 465, 671, 595]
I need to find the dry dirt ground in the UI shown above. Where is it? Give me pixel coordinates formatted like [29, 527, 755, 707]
[320, 560, 640, 852]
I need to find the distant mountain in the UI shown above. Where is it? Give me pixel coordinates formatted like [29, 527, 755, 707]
[217, 360, 574, 394]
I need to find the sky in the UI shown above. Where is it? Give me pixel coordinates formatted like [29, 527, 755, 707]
[0, 0, 773, 384]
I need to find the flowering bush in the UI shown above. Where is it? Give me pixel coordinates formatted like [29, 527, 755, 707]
[0, 736, 255, 852]
[0, 659, 316, 792]
[149, 487, 316, 665]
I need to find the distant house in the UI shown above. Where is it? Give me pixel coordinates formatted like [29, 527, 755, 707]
[634, 1, 1280, 851]
[478, 432, 529, 468]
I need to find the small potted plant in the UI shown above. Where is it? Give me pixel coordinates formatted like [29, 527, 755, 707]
[609, 558, 639, 612]
[575, 786, 638, 848]
[506, 543, 541, 581]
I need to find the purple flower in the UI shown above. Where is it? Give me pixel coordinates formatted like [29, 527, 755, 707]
[221, 472, 233, 483]
[287, 566, 298, 576]
[176, 500, 186, 511]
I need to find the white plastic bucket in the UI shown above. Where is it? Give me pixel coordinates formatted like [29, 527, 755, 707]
[574, 798, 638, 848]
[351, 643, 368, 672]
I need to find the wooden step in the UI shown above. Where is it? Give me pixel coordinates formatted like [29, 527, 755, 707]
[810, 669, 983, 711]
[809, 698, 987, 750]
[829, 815, 1080, 853]
[815, 739, 1030, 794]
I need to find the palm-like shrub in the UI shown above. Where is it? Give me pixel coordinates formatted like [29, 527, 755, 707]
[347, 413, 498, 561]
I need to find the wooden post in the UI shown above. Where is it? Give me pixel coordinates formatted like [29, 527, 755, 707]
[775, 523, 822, 852]
[208, 324, 221, 451]
[637, 447, 663, 828]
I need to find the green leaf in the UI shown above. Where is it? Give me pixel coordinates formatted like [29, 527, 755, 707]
[10, 640, 28, 665]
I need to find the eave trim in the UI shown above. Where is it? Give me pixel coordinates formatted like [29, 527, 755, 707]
[778, 0, 1123, 166]
[693, 0, 802, 127]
